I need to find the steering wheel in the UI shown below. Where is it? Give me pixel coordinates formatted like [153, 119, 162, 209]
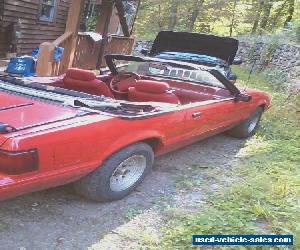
[109, 72, 141, 95]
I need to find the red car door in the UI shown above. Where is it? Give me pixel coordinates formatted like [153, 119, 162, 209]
[183, 97, 248, 138]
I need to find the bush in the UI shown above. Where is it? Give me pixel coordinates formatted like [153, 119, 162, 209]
[87, 16, 98, 31]
[292, 19, 300, 42]
[263, 68, 288, 88]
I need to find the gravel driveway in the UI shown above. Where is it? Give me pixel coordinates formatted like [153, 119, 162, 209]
[0, 135, 244, 250]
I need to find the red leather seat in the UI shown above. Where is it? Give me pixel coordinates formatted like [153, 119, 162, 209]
[173, 88, 214, 104]
[58, 68, 114, 98]
[128, 80, 180, 104]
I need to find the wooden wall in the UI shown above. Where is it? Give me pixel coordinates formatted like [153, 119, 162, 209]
[0, 0, 135, 59]
[0, 0, 6, 56]
[0, 0, 71, 56]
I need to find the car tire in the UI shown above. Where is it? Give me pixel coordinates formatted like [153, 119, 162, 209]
[227, 107, 263, 139]
[74, 142, 154, 202]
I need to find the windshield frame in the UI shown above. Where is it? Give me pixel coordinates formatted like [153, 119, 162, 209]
[105, 54, 241, 96]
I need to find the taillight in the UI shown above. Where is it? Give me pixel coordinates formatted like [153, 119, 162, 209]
[0, 149, 38, 175]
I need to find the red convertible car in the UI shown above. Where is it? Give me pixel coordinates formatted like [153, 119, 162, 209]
[0, 54, 271, 202]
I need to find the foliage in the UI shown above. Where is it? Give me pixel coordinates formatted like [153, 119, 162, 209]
[291, 19, 300, 42]
[263, 68, 288, 87]
[124, 207, 144, 221]
[87, 16, 98, 31]
[133, 0, 300, 40]
[260, 37, 280, 68]
[145, 67, 300, 249]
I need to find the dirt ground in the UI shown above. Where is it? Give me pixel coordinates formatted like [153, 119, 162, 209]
[0, 134, 245, 250]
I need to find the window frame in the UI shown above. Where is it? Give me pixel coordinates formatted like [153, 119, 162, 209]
[38, 0, 58, 23]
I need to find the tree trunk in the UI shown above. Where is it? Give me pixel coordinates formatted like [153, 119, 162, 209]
[229, 0, 237, 36]
[168, 0, 180, 30]
[270, 0, 287, 30]
[284, 0, 295, 28]
[251, 0, 263, 34]
[158, 4, 163, 29]
[186, 0, 205, 32]
[259, 0, 273, 32]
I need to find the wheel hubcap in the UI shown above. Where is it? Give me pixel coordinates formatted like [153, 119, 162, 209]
[110, 155, 147, 192]
[248, 114, 260, 133]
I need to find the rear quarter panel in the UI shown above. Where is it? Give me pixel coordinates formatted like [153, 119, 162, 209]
[0, 110, 187, 200]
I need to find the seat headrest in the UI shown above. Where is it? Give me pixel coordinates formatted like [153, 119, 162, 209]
[135, 80, 170, 94]
[66, 68, 96, 81]
[63, 78, 101, 89]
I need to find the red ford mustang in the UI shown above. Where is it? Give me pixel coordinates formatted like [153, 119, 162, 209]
[0, 54, 271, 202]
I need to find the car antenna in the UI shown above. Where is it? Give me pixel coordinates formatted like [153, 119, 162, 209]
[248, 61, 255, 81]
[243, 60, 256, 91]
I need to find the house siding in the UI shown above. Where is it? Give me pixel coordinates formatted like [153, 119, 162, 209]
[0, 0, 71, 56]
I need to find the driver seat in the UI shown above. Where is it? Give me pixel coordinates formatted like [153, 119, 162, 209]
[128, 80, 180, 104]
[61, 68, 114, 98]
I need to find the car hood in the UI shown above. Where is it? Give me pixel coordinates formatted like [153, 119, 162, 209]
[0, 91, 79, 133]
[150, 31, 239, 65]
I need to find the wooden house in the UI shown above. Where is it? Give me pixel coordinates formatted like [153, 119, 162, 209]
[0, 0, 140, 76]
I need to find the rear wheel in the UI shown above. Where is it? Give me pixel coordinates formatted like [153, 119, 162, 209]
[227, 107, 263, 138]
[74, 142, 154, 202]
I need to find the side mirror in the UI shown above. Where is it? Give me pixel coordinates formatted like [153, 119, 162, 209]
[232, 58, 243, 65]
[235, 93, 252, 102]
[140, 49, 149, 56]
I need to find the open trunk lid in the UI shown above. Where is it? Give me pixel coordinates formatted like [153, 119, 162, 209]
[149, 31, 239, 64]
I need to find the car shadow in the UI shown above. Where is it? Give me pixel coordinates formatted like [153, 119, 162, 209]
[0, 134, 246, 250]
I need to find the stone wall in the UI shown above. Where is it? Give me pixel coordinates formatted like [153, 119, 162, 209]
[133, 40, 153, 56]
[134, 40, 300, 84]
[237, 42, 300, 84]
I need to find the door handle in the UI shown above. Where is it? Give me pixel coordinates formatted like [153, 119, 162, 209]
[192, 112, 202, 118]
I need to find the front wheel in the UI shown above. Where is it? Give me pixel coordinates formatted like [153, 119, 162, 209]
[74, 142, 154, 202]
[227, 107, 263, 138]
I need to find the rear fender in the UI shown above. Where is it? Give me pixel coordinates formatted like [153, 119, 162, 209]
[0, 135, 8, 148]
[99, 130, 165, 163]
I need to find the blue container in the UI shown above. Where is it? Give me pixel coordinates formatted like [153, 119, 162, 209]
[6, 56, 36, 76]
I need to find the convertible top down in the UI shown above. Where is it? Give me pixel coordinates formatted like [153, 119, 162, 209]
[0, 54, 270, 201]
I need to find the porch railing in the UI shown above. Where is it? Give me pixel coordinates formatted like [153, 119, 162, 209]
[36, 31, 74, 76]
[73, 34, 135, 69]
[36, 33, 135, 76]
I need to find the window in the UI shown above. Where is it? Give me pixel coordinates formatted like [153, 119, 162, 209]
[84, 3, 101, 18]
[39, 0, 57, 22]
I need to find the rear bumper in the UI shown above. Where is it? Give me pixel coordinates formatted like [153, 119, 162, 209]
[0, 171, 81, 201]
[0, 161, 99, 201]
[0, 174, 19, 201]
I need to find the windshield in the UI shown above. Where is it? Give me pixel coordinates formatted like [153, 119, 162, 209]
[114, 59, 226, 89]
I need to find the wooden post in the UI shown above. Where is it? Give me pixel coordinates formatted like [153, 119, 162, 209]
[36, 42, 56, 76]
[95, 1, 115, 34]
[130, 0, 141, 35]
[108, 6, 121, 34]
[115, 0, 130, 37]
[36, 0, 85, 76]
[59, 0, 85, 73]
[96, 1, 114, 69]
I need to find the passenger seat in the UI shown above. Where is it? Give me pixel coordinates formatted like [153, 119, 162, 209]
[128, 80, 180, 104]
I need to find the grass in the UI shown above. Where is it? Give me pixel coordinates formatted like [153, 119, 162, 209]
[148, 67, 300, 249]
[124, 207, 144, 221]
